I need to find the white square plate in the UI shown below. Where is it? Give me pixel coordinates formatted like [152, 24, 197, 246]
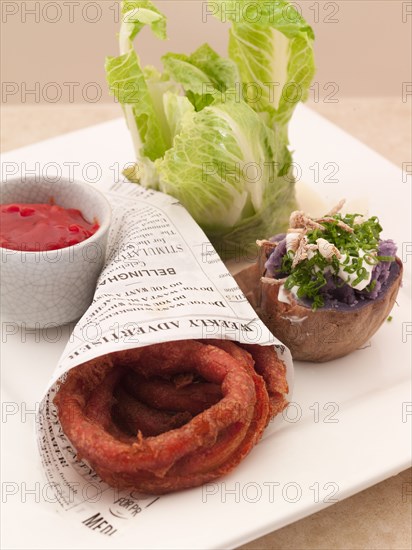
[1, 105, 411, 549]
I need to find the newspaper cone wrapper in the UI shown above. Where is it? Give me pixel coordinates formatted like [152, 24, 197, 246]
[37, 181, 293, 537]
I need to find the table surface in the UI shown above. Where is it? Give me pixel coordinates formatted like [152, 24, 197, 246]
[1, 98, 411, 550]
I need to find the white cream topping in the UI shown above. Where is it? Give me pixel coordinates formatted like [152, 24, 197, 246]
[278, 283, 300, 304]
[337, 249, 375, 290]
[278, 284, 291, 304]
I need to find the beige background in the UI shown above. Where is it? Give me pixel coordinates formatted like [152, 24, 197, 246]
[1, 0, 411, 104]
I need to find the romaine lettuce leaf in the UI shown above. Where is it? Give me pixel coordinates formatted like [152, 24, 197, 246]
[120, 0, 166, 43]
[155, 99, 296, 248]
[106, 53, 174, 162]
[163, 91, 195, 140]
[106, 0, 314, 257]
[106, 0, 170, 165]
[162, 44, 240, 111]
[211, 0, 315, 126]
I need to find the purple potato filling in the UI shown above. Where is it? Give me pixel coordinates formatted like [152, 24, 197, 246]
[264, 235, 397, 309]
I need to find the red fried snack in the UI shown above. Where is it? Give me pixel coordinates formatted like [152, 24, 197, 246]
[125, 373, 222, 415]
[241, 344, 289, 418]
[113, 385, 192, 437]
[85, 367, 135, 444]
[54, 340, 288, 494]
[205, 340, 288, 419]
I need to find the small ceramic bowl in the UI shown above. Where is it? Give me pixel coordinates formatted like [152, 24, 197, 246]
[1, 176, 111, 328]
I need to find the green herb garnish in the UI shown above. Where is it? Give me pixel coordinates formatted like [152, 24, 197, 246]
[365, 279, 377, 292]
[281, 211, 390, 310]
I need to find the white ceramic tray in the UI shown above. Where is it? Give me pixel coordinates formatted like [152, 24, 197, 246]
[1, 105, 411, 549]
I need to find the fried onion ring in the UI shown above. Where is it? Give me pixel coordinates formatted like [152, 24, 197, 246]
[124, 372, 222, 415]
[54, 340, 288, 494]
[113, 385, 192, 437]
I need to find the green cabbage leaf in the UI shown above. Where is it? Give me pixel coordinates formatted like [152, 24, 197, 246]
[106, 0, 315, 256]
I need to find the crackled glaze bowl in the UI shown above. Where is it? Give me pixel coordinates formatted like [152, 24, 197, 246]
[0, 177, 111, 328]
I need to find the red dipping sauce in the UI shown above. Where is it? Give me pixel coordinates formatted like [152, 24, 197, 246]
[0, 203, 100, 251]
